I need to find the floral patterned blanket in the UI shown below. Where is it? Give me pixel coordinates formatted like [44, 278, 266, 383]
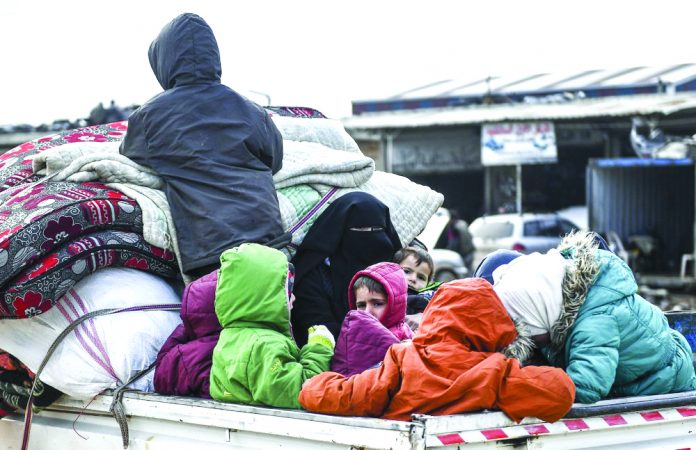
[0, 124, 179, 319]
[4, 229, 178, 319]
[0, 179, 178, 319]
[0, 122, 127, 193]
[0, 109, 442, 317]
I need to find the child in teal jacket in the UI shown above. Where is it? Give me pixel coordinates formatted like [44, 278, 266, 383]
[210, 244, 334, 408]
[493, 231, 696, 404]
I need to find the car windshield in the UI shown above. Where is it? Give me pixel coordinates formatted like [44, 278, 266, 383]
[523, 218, 559, 237]
[470, 220, 514, 239]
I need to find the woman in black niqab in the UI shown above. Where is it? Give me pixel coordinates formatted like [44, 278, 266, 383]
[291, 192, 402, 346]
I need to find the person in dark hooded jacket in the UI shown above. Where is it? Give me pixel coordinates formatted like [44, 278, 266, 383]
[120, 13, 285, 279]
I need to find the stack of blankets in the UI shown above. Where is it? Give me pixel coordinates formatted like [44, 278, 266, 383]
[0, 122, 182, 415]
[0, 106, 443, 416]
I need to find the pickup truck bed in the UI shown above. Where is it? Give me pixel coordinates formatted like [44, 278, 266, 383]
[2, 390, 695, 450]
[2, 314, 695, 449]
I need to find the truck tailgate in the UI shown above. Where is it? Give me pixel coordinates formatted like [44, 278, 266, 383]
[0, 392, 420, 450]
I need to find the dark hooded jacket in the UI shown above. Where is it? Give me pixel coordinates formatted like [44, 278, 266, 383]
[120, 13, 284, 274]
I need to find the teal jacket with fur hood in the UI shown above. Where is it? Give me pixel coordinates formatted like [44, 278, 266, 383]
[550, 233, 696, 403]
[209, 244, 333, 408]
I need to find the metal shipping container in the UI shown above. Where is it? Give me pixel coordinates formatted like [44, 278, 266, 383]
[587, 158, 694, 273]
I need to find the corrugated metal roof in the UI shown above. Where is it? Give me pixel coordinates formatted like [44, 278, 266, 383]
[353, 64, 696, 114]
[343, 92, 696, 131]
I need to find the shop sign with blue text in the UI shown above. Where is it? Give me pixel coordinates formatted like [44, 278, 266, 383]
[481, 122, 557, 166]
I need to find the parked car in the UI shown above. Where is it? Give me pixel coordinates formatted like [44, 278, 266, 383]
[417, 208, 469, 282]
[469, 212, 580, 270]
[555, 205, 588, 231]
[427, 248, 468, 282]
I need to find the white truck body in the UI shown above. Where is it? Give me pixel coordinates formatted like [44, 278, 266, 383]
[2, 391, 695, 450]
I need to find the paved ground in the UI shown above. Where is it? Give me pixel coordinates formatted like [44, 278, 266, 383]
[636, 276, 696, 311]
[660, 293, 696, 311]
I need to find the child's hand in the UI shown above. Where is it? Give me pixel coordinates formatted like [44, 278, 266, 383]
[405, 313, 422, 332]
[307, 325, 335, 350]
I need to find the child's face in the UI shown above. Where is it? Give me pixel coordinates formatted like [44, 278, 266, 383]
[354, 286, 388, 321]
[399, 255, 431, 291]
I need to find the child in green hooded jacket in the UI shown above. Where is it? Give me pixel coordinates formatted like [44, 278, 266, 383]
[210, 243, 334, 408]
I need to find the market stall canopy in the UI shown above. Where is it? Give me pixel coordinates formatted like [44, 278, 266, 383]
[352, 64, 696, 115]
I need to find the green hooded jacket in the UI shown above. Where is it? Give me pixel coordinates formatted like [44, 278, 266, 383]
[210, 244, 333, 408]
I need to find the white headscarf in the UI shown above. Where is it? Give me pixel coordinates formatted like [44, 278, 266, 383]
[492, 250, 567, 338]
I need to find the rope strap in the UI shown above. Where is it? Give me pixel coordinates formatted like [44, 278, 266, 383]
[20, 303, 181, 450]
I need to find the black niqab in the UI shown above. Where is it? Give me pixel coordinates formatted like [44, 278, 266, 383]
[291, 192, 402, 344]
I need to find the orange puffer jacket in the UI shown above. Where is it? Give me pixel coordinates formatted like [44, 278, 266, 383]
[299, 278, 575, 422]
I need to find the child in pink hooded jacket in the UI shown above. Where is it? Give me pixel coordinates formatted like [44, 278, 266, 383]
[331, 262, 412, 376]
[349, 262, 413, 340]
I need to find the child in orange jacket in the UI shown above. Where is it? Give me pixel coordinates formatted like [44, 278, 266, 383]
[299, 278, 575, 422]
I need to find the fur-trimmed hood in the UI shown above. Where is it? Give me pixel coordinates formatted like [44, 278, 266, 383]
[546, 232, 695, 404]
[550, 231, 603, 352]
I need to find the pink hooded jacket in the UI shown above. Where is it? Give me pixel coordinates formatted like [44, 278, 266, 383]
[348, 262, 413, 341]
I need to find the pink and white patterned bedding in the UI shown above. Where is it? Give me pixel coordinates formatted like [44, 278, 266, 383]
[0, 124, 179, 319]
[0, 181, 147, 288]
[0, 108, 442, 318]
[0, 122, 128, 193]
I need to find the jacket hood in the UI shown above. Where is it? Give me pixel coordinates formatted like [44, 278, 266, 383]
[331, 310, 400, 377]
[215, 244, 291, 337]
[492, 250, 567, 339]
[348, 262, 408, 330]
[181, 269, 221, 338]
[551, 231, 604, 349]
[148, 13, 222, 90]
[414, 278, 534, 362]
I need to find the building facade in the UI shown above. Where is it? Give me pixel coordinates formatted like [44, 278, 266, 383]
[344, 65, 696, 222]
